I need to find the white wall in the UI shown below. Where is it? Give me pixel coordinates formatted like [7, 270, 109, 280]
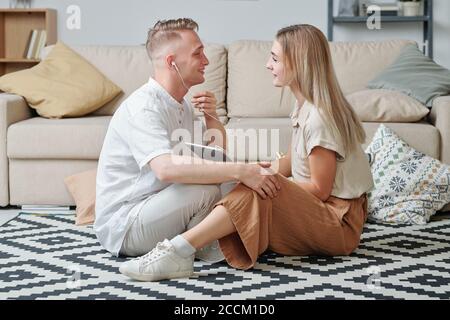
[2, 0, 449, 68]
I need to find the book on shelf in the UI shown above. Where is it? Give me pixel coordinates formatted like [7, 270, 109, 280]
[23, 30, 34, 59]
[31, 30, 40, 59]
[22, 205, 71, 210]
[35, 30, 47, 59]
[24, 29, 47, 60]
[24, 29, 37, 59]
[21, 205, 73, 215]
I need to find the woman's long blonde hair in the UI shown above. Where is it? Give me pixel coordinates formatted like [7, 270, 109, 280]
[276, 24, 366, 154]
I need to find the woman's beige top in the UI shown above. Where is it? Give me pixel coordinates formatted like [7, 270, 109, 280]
[290, 101, 374, 199]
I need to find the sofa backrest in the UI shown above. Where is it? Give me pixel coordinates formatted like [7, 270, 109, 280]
[42, 39, 415, 118]
[226, 39, 416, 119]
[42, 44, 227, 117]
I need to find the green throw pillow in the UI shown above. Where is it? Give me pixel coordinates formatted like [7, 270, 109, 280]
[367, 45, 450, 107]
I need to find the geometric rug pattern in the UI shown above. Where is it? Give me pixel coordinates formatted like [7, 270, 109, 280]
[1, 214, 449, 300]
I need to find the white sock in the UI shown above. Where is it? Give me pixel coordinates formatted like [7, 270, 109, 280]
[170, 235, 196, 258]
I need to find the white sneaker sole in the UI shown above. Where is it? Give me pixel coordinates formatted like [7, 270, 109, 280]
[120, 268, 194, 282]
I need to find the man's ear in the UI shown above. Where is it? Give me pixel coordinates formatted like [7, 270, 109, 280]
[165, 55, 176, 69]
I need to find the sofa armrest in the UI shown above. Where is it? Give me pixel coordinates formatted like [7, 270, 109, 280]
[0, 93, 33, 206]
[429, 95, 450, 165]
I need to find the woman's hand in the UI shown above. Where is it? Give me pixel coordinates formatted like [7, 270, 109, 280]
[238, 163, 281, 200]
[191, 91, 219, 121]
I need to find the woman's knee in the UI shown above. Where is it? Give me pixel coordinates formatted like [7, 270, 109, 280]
[217, 186, 260, 215]
[226, 183, 257, 200]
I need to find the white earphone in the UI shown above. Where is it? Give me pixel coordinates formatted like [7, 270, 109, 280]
[171, 60, 188, 90]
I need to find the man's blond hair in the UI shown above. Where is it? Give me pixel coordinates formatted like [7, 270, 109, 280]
[146, 18, 199, 62]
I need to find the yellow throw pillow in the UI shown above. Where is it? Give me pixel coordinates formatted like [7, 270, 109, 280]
[64, 168, 97, 226]
[0, 42, 122, 118]
[346, 89, 430, 122]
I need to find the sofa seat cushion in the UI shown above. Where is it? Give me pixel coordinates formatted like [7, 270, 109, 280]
[225, 118, 440, 162]
[7, 116, 111, 160]
[8, 115, 439, 165]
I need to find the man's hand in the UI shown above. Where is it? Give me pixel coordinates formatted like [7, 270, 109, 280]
[238, 163, 281, 200]
[191, 91, 219, 121]
[192, 91, 226, 149]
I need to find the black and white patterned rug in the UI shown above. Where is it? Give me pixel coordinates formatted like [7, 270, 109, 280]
[1, 213, 449, 300]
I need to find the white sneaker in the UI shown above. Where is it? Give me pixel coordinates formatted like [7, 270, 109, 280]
[119, 239, 194, 282]
[195, 240, 225, 263]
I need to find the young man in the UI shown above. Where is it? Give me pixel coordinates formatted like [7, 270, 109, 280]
[94, 18, 280, 265]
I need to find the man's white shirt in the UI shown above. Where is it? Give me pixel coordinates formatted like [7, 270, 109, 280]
[95, 78, 203, 256]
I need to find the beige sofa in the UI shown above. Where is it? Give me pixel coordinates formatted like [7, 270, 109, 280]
[1, 39, 449, 212]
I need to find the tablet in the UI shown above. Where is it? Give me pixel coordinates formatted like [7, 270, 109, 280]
[183, 142, 232, 162]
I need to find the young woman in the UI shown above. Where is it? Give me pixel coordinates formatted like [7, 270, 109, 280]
[119, 24, 374, 282]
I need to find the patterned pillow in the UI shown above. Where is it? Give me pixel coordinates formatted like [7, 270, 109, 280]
[365, 125, 450, 225]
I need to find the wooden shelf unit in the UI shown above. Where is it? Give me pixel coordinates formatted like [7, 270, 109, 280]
[327, 0, 433, 58]
[0, 8, 57, 76]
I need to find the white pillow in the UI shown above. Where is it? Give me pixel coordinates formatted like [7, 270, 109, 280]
[365, 124, 450, 225]
[347, 89, 430, 122]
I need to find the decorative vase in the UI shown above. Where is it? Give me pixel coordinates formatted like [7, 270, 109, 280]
[359, 0, 370, 16]
[338, 0, 359, 17]
[398, 1, 404, 16]
[9, 0, 32, 8]
[403, 2, 421, 16]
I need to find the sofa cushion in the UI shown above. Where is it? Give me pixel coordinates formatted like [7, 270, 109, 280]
[365, 124, 450, 225]
[331, 40, 415, 94]
[346, 89, 430, 122]
[0, 42, 122, 118]
[41, 44, 228, 117]
[367, 44, 450, 107]
[227, 41, 296, 118]
[64, 169, 97, 226]
[7, 116, 111, 159]
[226, 39, 414, 118]
[362, 122, 440, 160]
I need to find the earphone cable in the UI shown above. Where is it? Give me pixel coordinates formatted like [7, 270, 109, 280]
[173, 63, 221, 123]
